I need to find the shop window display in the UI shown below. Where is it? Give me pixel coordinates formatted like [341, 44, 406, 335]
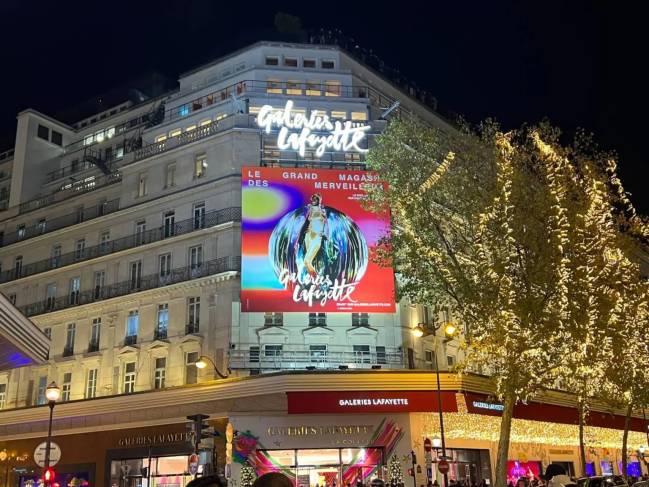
[110, 455, 197, 487]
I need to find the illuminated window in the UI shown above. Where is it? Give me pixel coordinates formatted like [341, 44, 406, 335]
[266, 79, 283, 94]
[106, 127, 115, 138]
[154, 357, 166, 389]
[62, 372, 72, 401]
[321, 60, 335, 69]
[178, 105, 189, 117]
[0, 384, 6, 409]
[306, 81, 321, 96]
[284, 57, 298, 67]
[86, 369, 98, 398]
[265, 56, 279, 66]
[325, 81, 341, 97]
[185, 125, 196, 132]
[248, 106, 262, 114]
[194, 153, 207, 179]
[199, 119, 212, 127]
[331, 111, 347, 120]
[95, 130, 105, 143]
[287, 80, 302, 96]
[155, 134, 167, 143]
[84, 134, 94, 146]
[351, 111, 368, 121]
[185, 352, 198, 384]
[215, 113, 227, 121]
[345, 152, 362, 163]
[303, 59, 316, 68]
[169, 128, 181, 138]
[165, 163, 176, 188]
[123, 362, 136, 394]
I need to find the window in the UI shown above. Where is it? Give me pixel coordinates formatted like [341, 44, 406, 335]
[46, 283, 57, 311]
[43, 327, 51, 339]
[353, 345, 371, 364]
[75, 206, 84, 224]
[310, 345, 327, 362]
[266, 78, 282, 94]
[249, 346, 260, 363]
[99, 231, 111, 253]
[51, 245, 62, 267]
[138, 173, 148, 197]
[194, 154, 207, 179]
[135, 221, 146, 245]
[14, 255, 22, 278]
[188, 297, 200, 331]
[331, 110, 347, 120]
[185, 125, 197, 132]
[178, 105, 189, 117]
[169, 128, 182, 138]
[38, 219, 47, 234]
[303, 59, 316, 68]
[309, 313, 326, 327]
[163, 211, 175, 238]
[65, 323, 76, 355]
[51, 130, 63, 146]
[284, 57, 298, 67]
[189, 245, 203, 271]
[155, 134, 167, 143]
[185, 352, 198, 384]
[129, 261, 142, 290]
[264, 312, 283, 327]
[447, 355, 456, 367]
[351, 111, 368, 121]
[286, 80, 302, 96]
[325, 80, 341, 97]
[17, 225, 25, 239]
[159, 253, 172, 278]
[199, 119, 211, 127]
[93, 271, 105, 299]
[154, 357, 166, 389]
[321, 60, 335, 69]
[36, 376, 48, 405]
[90, 318, 101, 351]
[61, 372, 72, 401]
[37, 124, 49, 141]
[376, 346, 387, 365]
[68, 277, 80, 305]
[264, 345, 282, 358]
[193, 202, 206, 229]
[0, 384, 6, 409]
[126, 310, 139, 338]
[75, 238, 86, 260]
[157, 304, 169, 339]
[352, 313, 369, 327]
[8, 293, 16, 305]
[265, 56, 279, 66]
[86, 369, 98, 398]
[123, 362, 136, 394]
[165, 163, 176, 188]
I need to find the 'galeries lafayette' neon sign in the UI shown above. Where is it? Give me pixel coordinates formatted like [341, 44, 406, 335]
[256, 100, 370, 157]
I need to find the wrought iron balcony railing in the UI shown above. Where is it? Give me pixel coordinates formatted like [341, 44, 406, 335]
[124, 335, 138, 346]
[154, 328, 168, 340]
[185, 324, 200, 335]
[87, 340, 100, 353]
[0, 206, 240, 284]
[1, 199, 120, 248]
[229, 346, 404, 371]
[62, 345, 74, 357]
[18, 256, 240, 317]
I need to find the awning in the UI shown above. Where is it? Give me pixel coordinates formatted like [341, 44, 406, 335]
[0, 293, 49, 370]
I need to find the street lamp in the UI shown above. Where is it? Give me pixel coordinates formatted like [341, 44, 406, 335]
[411, 322, 457, 487]
[194, 355, 230, 379]
[44, 382, 60, 482]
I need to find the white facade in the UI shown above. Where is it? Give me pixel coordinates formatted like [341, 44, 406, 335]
[0, 41, 459, 411]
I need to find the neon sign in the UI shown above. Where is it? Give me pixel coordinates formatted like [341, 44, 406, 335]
[256, 100, 370, 157]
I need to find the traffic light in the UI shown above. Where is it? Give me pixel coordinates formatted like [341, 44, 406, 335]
[43, 467, 55, 485]
[186, 414, 219, 452]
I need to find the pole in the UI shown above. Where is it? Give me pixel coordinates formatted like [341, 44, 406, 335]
[434, 347, 448, 487]
[411, 451, 417, 487]
[44, 401, 54, 471]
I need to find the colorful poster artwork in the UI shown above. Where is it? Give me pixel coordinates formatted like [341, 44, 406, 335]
[241, 167, 395, 313]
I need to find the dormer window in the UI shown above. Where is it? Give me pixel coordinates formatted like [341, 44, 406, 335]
[321, 60, 335, 69]
[303, 59, 316, 68]
[284, 57, 298, 67]
[265, 56, 279, 66]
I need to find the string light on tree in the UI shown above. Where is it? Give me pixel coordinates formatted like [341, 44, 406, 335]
[388, 455, 403, 484]
[240, 464, 257, 487]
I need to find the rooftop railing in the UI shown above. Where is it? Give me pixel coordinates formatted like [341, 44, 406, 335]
[18, 255, 240, 317]
[0, 206, 240, 284]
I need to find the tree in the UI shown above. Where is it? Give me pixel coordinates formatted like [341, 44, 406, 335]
[240, 463, 257, 487]
[388, 454, 404, 485]
[366, 119, 646, 487]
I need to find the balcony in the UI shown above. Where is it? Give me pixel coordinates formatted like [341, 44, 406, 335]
[87, 340, 99, 353]
[229, 346, 405, 371]
[154, 328, 168, 340]
[18, 256, 240, 317]
[1, 199, 120, 248]
[124, 335, 138, 346]
[18, 171, 122, 215]
[185, 323, 199, 335]
[0, 206, 240, 284]
[62, 345, 74, 357]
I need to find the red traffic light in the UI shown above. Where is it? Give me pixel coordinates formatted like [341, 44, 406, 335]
[43, 468, 55, 483]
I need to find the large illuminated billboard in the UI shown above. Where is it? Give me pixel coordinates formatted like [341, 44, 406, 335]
[241, 166, 395, 313]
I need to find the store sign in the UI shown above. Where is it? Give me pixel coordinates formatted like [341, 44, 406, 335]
[471, 401, 505, 412]
[117, 432, 192, 447]
[287, 391, 458, 414]
[256, 100, 370, 157]
[241, 167, 395, 313]
[267, 425, 372, 437]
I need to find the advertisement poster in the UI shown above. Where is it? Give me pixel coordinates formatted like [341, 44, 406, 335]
[241, 166, 395, 313]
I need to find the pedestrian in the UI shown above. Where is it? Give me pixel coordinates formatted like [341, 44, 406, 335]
[253, 472, 294, 487]
[186, 475, 225, 487]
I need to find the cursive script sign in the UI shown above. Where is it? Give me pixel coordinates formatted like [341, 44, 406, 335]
[256, 100, 370, 157]
[278, 269, 356, 307]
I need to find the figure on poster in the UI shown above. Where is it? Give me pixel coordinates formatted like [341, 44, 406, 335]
[300, 193, 329, 276]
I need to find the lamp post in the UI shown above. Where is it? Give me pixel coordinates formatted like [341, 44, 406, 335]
[195, 355, 230, 379]
[44, 382, 60, 481]
[411, 322, 456, 487]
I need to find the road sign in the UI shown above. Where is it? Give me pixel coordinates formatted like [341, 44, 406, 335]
[424, 438, 432, 453]
[438, 460, 450, 475]
[188, 453, 199, 476]
[34, 442, 61, 468]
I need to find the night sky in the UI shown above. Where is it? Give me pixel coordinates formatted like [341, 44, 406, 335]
[1, 1, 646, 211]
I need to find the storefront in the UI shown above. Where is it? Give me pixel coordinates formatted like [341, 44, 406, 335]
[0, 421, 226, 487]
